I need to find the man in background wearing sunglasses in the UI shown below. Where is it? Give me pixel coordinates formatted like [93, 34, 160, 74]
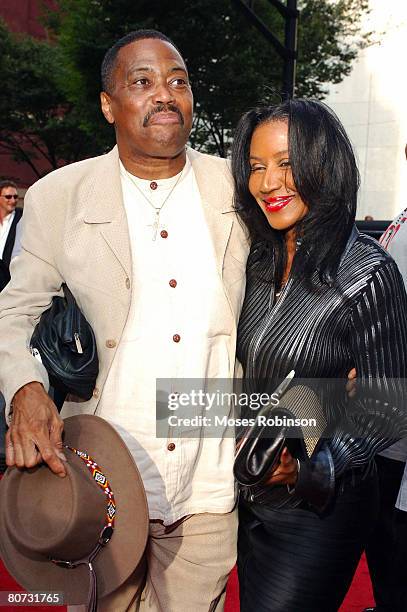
[0, 180, 22, 293]
[0, 180, 22, 476]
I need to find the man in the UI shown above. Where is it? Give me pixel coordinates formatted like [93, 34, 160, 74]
[0, 30, 248, 611]
[363, 145, 407, 612]
[0, 180, 22, 474]
[0, 180, 22, 292]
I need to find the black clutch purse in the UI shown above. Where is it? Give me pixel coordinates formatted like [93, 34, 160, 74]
[30, 284, 99, 407]
[234, 381, 325, 486]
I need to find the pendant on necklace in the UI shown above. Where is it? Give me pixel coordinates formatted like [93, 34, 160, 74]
[125, 164, 185, 241]
[148, 210, 161, 241]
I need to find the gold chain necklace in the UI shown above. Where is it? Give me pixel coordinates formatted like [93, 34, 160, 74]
[124, 165, 185, 240]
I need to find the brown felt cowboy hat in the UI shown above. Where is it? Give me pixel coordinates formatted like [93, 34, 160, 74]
[0, 415, 148, 607]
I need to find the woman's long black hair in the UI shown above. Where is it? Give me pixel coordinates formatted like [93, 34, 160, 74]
[231, 98, 360, 287]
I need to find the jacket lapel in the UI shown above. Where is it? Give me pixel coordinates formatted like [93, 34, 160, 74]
[80, 146, 236, 284]
[83, 147, 131, 279]
[187, 148, 234, 278]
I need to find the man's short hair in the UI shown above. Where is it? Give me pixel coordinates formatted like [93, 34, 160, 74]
[0, 180, 17, 195]
[101, 29, 182, 94]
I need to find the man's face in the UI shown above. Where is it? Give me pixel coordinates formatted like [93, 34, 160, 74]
[0, 186, 19, 217]
[100, 38, 193, 161]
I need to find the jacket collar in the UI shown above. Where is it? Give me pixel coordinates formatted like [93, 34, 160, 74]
[83, 147, 122, 224]
[186, 147, 235, 214]
[82, 145, 235, 279]
[82, 147, 131, 277]
[340, 224, 359, 265]
[83, 145, 235, 220]
[186, 147, 235, 277]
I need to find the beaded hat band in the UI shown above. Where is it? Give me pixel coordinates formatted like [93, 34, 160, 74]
[50, 446, 117, 612]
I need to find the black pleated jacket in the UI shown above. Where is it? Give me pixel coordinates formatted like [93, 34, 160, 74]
[237, 227, 407, 512]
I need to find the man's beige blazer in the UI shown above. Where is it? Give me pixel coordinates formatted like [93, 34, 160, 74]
[0, 146, 249, 418]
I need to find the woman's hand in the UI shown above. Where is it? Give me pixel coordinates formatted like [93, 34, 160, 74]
[265, 446, 299, 487]
[346, 367, 357, 398]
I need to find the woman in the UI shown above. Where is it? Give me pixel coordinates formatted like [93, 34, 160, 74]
[231, 99, 407, 612]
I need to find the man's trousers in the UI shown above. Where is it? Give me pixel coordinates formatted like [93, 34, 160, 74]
[70, 509, 237, 612]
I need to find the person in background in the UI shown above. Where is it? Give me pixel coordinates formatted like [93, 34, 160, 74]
[0, 180, 22, 292]
[363, 144, 407, 612]
[0, 179, 22, 474]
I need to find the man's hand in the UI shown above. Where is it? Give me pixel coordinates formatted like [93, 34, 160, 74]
[6, 382, 66, 477]
[265, 446, 298, 487]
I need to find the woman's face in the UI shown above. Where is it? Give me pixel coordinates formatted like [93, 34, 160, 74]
[248, 120, 308, 232]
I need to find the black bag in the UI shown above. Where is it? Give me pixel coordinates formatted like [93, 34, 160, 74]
[234, 384, 325, 486]
[234, 406, 300, 486]
[30, 284, 98, 406]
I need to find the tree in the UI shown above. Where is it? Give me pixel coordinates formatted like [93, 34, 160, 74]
[46, 0, 370, 157]
[0, 20, 99, 179]
[296, 0, 370, 97]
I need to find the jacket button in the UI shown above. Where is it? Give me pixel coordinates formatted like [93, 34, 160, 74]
[172, 334, 181, 343]
[92, 387, 100, 398]
[169, 279, 177, 288]
[167, 443, 176, 451]
[160, 230, 168, 239]
[106, 339, 116, 348]
[125, 278, 130, 289]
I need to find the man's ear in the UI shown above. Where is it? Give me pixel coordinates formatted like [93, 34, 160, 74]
[100, 91, 114, 124]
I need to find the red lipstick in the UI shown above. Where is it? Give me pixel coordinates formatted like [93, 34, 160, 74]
[264, 195, 295, 212]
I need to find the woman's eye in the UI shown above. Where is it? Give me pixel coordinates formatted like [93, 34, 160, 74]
[280, 160, 291, 168]
[250, 166, 264, 173]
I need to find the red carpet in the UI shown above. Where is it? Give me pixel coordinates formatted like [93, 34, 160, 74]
[0, 559, 64, 612]
[224, 556, 374, 612]
[0, 472, 374, 612]
[0, 556, 374, 611]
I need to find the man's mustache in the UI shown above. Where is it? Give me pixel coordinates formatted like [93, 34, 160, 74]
[143, 104, 184, 127]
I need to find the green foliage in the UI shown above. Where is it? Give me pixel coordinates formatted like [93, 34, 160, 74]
[0, 19, 99, 178]
[47, 0, 370, 157]
[1, 0, 371, 175]
[296, 0, 371, 96]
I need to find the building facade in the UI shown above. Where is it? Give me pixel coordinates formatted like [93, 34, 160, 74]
[326, 0, 407, 219]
